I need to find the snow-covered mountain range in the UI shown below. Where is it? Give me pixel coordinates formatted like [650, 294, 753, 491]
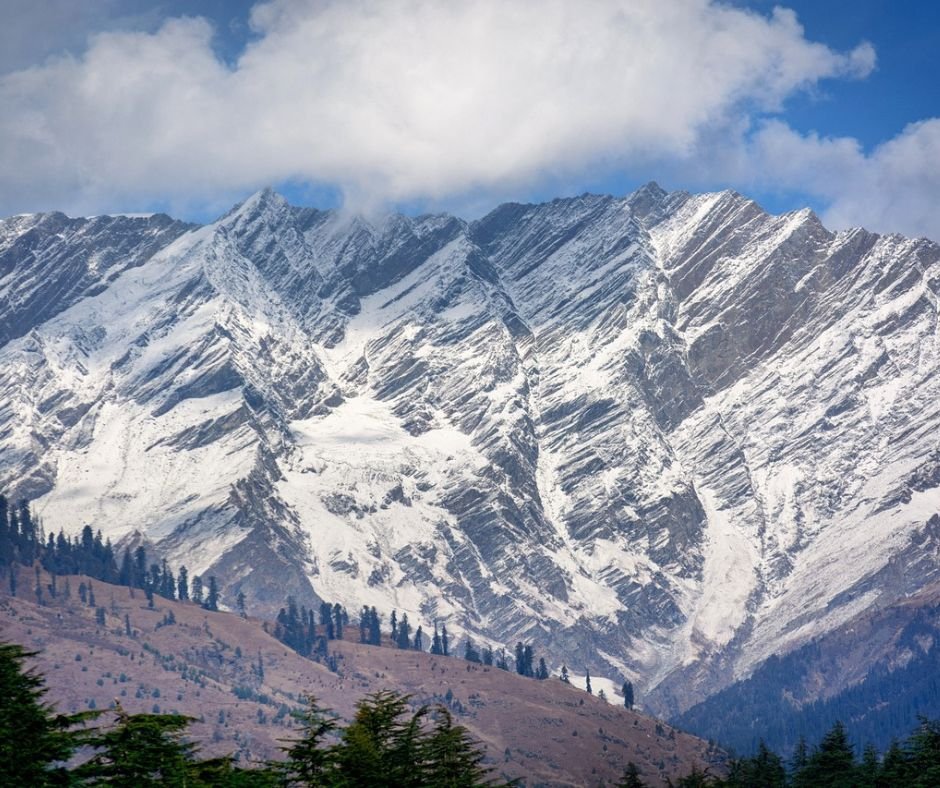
[2, 184, 939, 715]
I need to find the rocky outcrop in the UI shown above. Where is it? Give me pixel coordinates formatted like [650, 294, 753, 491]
[1, 184, 938, 715]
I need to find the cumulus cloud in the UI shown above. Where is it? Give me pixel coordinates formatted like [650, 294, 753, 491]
[0, 0, 881, 217]
[703, 118, 940, 240]
[8, 0, 938, 242]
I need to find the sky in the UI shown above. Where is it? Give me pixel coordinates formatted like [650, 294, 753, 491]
[1, 0, 938, 240]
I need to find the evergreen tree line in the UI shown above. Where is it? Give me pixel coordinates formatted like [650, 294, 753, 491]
[617, 717, 940, 787]
[0, 493, 221, 612]
[275, 598, 562, 690]
[675, 602, 940, 757]
[1, 640, 508, 786]
[272, 599, 350, 659]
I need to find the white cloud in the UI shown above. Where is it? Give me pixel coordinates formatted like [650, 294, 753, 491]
[714, 119, 940, 240]
[0, 0, 914, 230]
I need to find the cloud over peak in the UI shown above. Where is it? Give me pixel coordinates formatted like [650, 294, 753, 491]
[5, 0, 936, 242]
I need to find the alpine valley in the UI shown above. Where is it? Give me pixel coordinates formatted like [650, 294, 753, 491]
[3, 182, 939, 727]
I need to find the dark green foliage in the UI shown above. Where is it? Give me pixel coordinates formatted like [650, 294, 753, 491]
[332, 690, 427, 785]
[675, 603, 940, 756]
[191, 575, 203, 605]
[623, 680, 634, 709]
[420, 706, 498, 787]
[204, 576, 219, 611]
[536, 658, 549, 680]
[177, 565, 189, 601]
[617, 761, 648, 787]
[792, 720, 856, 788]
[726, 740, 786, 787]
[560, 664, 569, 683]
[0, 642, 98, 786]
[277, 696, 340, 785]
[278, 690, 506, 787]
[395, 612, 411, 649]
[431, 623, 443, 655]
[464, 638, 481, 664]
[75, 709, 198, 785]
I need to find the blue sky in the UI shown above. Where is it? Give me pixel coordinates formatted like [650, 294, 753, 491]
[1, 0, 938, 239]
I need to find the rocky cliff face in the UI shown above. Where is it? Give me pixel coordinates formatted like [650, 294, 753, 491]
[2, 184, 938, 715]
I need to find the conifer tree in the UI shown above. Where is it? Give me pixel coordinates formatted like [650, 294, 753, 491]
[360, 606, 370, 643]
[420, 706, 498, 786]
[793, 720, 857, 788]
[204, 576, 219, 611]
[177, 565, 189, 601]
[536, 657, 549, 680]
[413, 626, 424, 652]
[622, 680, 634, 710]
[369, 607, 382, 646]
[431, 624, 443, 655]
[237, 590, 247, 618]
[333, 603, 344, 640]
[464, 638, 481, 664]
[617, 761, 648, 788]
[277, 695, 339, 785]
[191, 575, 203, 606]
[442, 624, 450, 656]
[586, 669, 592, 695]
[396, 613, 411, 649]
[75, 707, 201, 785]
[560, 665, 570, 683]
[0, 642, 98, 785]
[390, 610, 398, 642]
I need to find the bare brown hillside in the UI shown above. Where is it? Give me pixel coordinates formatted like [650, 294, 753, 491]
[0, 567, 723, 786]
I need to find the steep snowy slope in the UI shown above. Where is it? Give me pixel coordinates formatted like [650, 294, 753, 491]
[1, 184, 938, 715]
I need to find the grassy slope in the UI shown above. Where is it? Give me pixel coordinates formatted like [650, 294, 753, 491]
[0, 566, 722, 786]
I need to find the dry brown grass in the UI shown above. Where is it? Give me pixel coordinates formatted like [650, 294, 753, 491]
[0, 566, 723, 786]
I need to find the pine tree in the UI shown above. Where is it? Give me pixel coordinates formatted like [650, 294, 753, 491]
[586, 669, 592, 695]
[134, 546, 147, 589]
[191, 575, 203, 606]
[441, 624, 450, 656]
[431, 624, 443, 655]
[536, 657, 549, 680]
[727, 739, 786, 787]
[413, 626, 424, 652]
[464, 638, 481, 664]
[75, 707, 201, 785]
[119, 549, 134, 587]
[617, 761, 648, 788]
[204, 576, 219, 611]
[0, 642, 98, 785]
[420, 706, 498, 786]
[396, 613, 411, 650]
[794, 720, 857, 788]
[561, 664, 570, 683]
[237, 590, 247, 618]
[277, 695, 339, 785]
[332, 690, 426, 785]
[333, 603, 344, 640]
[176, 565, 189, 601]
[360, 606, 370, 643]
[390, 610, 398, 642]
[369, 607, 382, 646]
[622, 679, 634, 709]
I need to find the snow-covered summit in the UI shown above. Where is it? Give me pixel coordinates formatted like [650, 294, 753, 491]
[2, 184, 939, 715]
